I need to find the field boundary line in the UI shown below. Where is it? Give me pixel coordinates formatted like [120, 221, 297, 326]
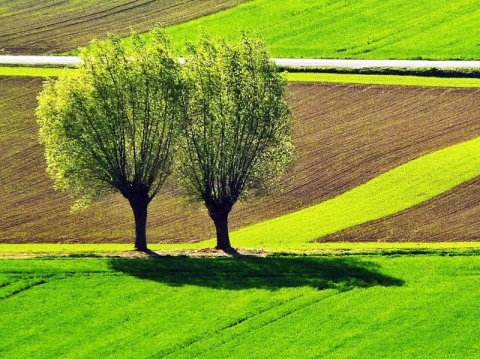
[2, 56, 480, 70]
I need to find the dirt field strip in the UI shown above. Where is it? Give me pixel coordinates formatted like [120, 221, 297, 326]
[1, 78, 479, 244]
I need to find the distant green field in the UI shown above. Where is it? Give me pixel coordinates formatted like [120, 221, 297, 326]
[1, 254, 479, 358]
[228, 136, 480, 249]
[162, 0, 480, 60]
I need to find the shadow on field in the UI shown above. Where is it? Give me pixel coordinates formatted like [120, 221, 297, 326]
[108, 255, 403, 291]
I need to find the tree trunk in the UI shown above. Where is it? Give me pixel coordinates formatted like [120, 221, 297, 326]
[127, 186, 150, 252]
[209, 209, 232, 251]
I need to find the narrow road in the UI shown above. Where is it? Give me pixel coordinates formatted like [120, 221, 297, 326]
[2, 55, 480, 69]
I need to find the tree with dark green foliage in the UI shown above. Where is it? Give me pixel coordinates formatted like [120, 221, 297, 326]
[36, 29, 182, 251]
[178, 33, 294, 251]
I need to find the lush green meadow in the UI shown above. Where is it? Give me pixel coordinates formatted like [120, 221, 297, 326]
[1, 254, 479, 358]
[161, 0, 480, 59]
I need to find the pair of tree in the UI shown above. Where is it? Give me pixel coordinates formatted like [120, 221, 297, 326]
[37, 28, 293, 252]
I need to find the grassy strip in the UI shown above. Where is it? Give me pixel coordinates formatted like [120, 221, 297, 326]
[286, 72, 480, 87]
[162, 0, 480, 59]
[4, 66, 480, 89]
[0, 243, 211, 254]
[0, 67, 69, 77]
[225, 137, 480, 249]
[2, 241, 480, 255]
[0, 255, 479, 357]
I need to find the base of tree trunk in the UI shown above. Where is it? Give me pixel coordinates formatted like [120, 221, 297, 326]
[215, 246, 240, 256]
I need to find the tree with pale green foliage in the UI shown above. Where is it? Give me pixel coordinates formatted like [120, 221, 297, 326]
[178, 33, 294, 251]
[36, 29, 182, 251]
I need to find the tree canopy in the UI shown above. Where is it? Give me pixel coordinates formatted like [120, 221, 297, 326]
[36, 29, 183, 251]
[178, 33, 294, 250]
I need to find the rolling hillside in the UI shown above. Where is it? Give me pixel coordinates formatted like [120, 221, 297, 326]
[1, 77, 479, 244]
[1, 0, 479, 60]
[0, 0, 247, 54]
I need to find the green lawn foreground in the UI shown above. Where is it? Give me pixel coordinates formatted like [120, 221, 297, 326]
[0, 254, 479, 358]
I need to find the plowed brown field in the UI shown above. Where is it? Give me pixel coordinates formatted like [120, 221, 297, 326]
[1, 78, 479, 244]
[0, 0, 247, 54]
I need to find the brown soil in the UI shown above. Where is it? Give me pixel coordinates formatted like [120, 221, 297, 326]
[0, 0, 247, 54]
[322, 176, 480, 242]
[1, 78, 479, 244]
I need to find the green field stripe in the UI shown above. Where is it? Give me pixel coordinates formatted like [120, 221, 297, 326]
[2, 241, 480, 255]
[286, 72, 480, 88]
[0, 242, 212, 254]
[0, 67, 70, 77]
[3, 66, 480, 89]
[228, 136, 480, 248]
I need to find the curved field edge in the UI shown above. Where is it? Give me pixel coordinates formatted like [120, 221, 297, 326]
[161, 0, 480, 60]
[324, 175, 480, 243]
[0, 0, 248, 55]
[4, 66, 480, 88]
[223, 137, 480, 249]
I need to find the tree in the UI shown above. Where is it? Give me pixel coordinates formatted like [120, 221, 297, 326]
[178, 33, 294, 251]
[36, 29, 182, 251]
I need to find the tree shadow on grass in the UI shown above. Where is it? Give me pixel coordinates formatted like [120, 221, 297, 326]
[108, 255, 404, 291]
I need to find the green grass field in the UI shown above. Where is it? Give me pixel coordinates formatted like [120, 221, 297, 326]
[161, 0, 480, 60]
[1, 254, 479, 358]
